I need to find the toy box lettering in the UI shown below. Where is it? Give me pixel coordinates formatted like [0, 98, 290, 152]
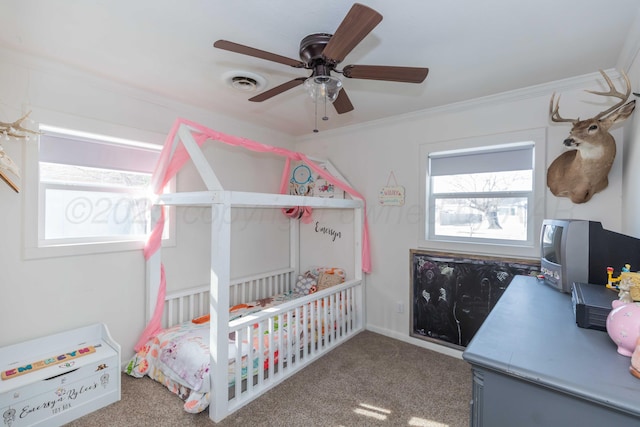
[15, 380, 99, 422]
[20, 399, 58, 419]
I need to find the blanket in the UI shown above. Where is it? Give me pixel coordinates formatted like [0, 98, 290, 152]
[124, 291, 302, 413]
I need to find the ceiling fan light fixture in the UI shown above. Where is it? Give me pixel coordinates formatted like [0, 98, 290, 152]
[303, 75, 343, 103]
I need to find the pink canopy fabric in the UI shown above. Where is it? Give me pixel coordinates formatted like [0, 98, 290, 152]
[135, 118, 371, 351]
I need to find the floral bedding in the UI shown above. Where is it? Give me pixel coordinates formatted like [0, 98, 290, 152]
[124, 268, 346, 414]
[124, 291, 302, 413]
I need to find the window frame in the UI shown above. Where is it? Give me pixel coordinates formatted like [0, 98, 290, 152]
[23, 121, 174, 259]
[418, 128, 546, 259]
[38, 180, 152, 245]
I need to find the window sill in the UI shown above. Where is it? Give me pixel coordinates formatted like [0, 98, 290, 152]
[417, 238, 538, 260]
[23, 239, 146, 260]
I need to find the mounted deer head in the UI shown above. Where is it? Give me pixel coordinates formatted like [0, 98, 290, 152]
[547, 70, 636, 204]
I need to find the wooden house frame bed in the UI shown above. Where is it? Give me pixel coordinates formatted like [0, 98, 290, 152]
[137, 120, 367, 423]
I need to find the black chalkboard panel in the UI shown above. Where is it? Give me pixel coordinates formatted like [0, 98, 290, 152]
[410, 250, 540, 350]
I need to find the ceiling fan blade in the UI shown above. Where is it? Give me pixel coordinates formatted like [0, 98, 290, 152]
[333, 88, 354, 114]
[342, 64, 429, 83]
[248, 78, 306, 102]
[321, 3, 383, 64]
[214, 40, 305, 68]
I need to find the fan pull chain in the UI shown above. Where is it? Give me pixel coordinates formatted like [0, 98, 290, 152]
[323, 96, 329, 121]
[313, 98, 319, 133]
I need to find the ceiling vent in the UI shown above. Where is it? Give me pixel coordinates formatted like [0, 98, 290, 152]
[223, 71, 266, 93]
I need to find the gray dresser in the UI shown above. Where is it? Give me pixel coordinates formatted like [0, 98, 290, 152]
[463, 275, 640, 426]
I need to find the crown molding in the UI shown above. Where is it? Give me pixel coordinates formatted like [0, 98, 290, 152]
[297, 69, 619, 142]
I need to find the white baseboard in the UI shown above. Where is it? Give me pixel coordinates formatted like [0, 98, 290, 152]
[365, 324, 464, 360]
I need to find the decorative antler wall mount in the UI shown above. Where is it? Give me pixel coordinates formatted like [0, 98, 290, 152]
[1, 111, 39, 139]
[0, 111, 41, 193]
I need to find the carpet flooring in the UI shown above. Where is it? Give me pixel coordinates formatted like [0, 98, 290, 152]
[67, 331, 472, 426]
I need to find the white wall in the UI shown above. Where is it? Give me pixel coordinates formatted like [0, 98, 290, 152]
[621, 16, 640, 238]
[161, 139, 294, 291]
[295, 71, 636, 357]
[0, 47, 296, 358]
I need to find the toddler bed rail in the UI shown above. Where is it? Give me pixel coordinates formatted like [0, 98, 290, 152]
[159, 268, 364, 420]
[162, 267, 295, 327]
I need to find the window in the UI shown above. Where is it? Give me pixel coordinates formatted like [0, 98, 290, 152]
[24, 124, 165, 258]
[419, 129, 546, 258]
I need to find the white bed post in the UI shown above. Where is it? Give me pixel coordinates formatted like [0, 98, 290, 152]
[354, 206, 365, 330]
[290, 217, 300, 277]
[171, 123, 229, 422]
[209, 196, 231, 423]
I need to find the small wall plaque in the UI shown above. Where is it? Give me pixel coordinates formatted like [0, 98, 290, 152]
[378, 171, 405, 206]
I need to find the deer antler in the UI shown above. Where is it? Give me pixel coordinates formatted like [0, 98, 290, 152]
[0, 111, 41, 139]
[549, 70, 632, 123]
[549, 93, 577, 123]
[587, 69, 631, 120]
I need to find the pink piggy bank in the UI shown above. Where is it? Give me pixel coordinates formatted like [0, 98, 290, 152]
[606, 300, 640, 357]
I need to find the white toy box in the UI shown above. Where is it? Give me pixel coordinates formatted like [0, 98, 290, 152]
[0, 323, 120, 426]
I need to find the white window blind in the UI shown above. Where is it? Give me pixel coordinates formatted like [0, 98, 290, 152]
[36, 126, 162, 247]
[429, 143, 534, 176]
[39, 132, 159, 174]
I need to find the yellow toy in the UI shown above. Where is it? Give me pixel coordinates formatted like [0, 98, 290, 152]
[607, 264, 640, 302]
[607, 265, 629, 288]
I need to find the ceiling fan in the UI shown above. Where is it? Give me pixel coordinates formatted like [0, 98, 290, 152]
[213, 3, 429, 115]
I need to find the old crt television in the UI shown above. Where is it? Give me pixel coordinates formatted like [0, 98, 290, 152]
[540, 219, 640, 293]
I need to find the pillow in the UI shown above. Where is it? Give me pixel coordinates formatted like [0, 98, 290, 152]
[308, 267, 346, 280]
[316, 271, 345, 291]
[293, 274, 317, 295]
